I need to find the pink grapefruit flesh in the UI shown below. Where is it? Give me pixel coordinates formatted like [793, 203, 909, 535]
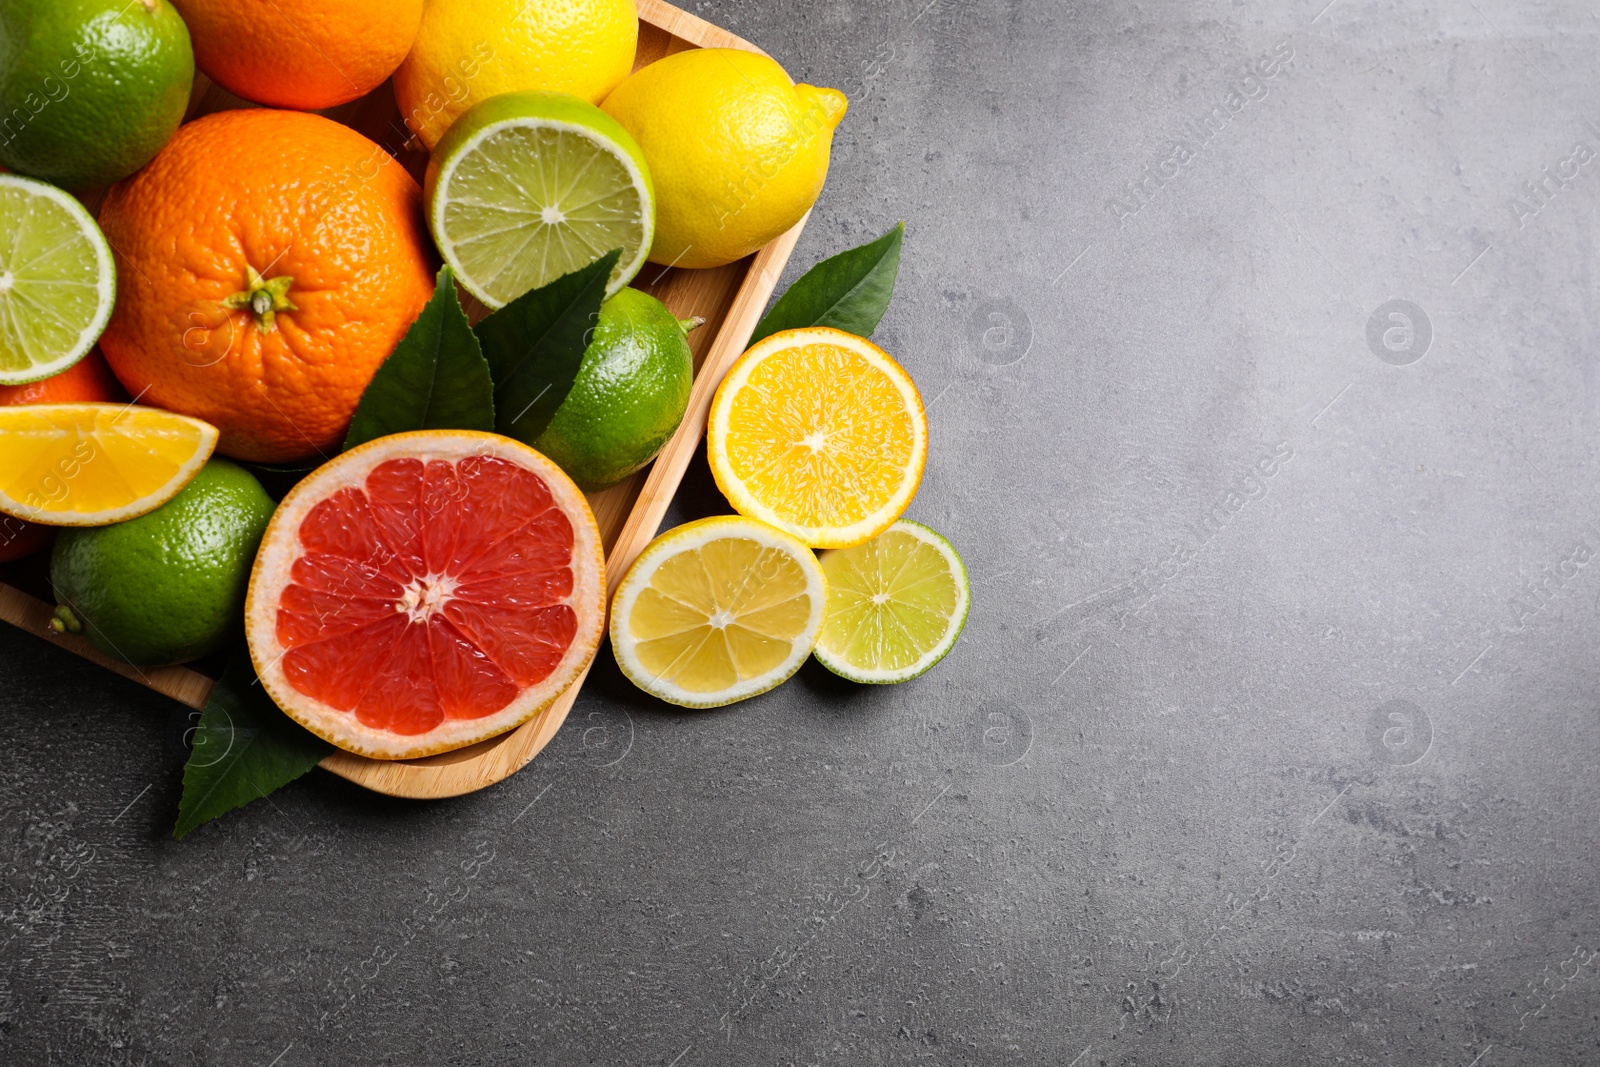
[246, 431, 606, 759]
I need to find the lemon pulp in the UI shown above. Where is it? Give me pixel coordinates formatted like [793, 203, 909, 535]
[611, 516, 826, 708]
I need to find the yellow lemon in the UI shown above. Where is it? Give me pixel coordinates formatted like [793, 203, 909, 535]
[394, 0, 638, 150]
[610, 516, 827, 708]
[602, 48, 847, 269]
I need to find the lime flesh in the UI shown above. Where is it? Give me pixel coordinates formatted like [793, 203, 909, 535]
[0, 175, 116, 385]
[814, 520, 970, 683]
[426, 91, 655, 306]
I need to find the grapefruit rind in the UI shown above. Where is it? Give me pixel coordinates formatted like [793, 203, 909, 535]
[245, 430, 606, 760]
[610, 515, 827, 709]
[707, 327, 928, 550]
[0, 403, 218, 526]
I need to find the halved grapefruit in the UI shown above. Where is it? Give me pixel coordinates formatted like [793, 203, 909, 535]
[245, 431, 606, 760]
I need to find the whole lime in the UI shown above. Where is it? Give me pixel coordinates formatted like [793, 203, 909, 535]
[50, 459, 275, 666]
[532, 288, 696, 492]
[0, 0, 194, 190]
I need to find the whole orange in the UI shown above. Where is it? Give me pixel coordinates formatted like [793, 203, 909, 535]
[0, 519, 52, 564]
[0, 350, 124, 406]
[170, 0, 423, 111]
[0, 350, 123, 561]
[97, 109, 436, 464]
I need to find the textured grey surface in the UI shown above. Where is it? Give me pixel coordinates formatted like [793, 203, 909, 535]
[5, 0, 1600, 1063]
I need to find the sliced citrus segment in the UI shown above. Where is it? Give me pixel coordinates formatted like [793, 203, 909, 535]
[426, 90, 654, 307]
[707, 327, 927, 550]
[245, 431, 606, 759]
[814, 520, 969, 683]
[0, 175, 116, 385]
[611, 515, 826, 709]
[0, 403, 217, 526]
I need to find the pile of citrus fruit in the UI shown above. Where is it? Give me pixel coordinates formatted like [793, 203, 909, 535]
[0, 0, 968, 771]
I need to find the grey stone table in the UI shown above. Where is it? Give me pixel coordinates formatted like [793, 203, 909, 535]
[5, 0, 1598, 1063]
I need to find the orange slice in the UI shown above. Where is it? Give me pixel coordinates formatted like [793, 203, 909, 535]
[0, 403, 217, 526]
[706, 327, 927, 549]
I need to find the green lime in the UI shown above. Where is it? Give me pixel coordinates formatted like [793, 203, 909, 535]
[813, 520, 970, 684]
[0, 174, 116, 384]
[0, 0, 194, 190]
[530, 288, 695, 492]
[425, 90, 655, 307]
[49, 459, 275, 666]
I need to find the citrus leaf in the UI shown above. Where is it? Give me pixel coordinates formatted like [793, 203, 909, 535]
[475, 250, 619, 444]
[173, 649, 332, 840]
[750, 222, 904, 345]
[342, 265, 496, 451]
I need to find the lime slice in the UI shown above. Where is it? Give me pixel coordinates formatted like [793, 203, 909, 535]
[813, 520, 970, 683]
[426, 90, 655, 308]
[0, 175, 116, 386]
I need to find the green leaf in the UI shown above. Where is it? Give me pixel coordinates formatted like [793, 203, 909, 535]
[475, 250, 619, 444]
[750, 222, 904, 345]
[342, 265, 496, 451]
[173, 650, 333, 840]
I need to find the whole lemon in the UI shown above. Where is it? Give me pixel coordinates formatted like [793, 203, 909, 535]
[602, 48, 847, 269]
[394, 0, 638, 150]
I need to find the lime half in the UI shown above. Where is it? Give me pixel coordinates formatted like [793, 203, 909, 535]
[426, 90, 654, 307]
[0, 175, 115, 385]
[814, 520, 970, 683]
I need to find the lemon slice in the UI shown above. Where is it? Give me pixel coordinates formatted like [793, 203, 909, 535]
[0, 404, 218, 525]
[708, 327, 928, 549]
[426, 90, 654, 307]
[611, 515, 827, 708]
[0, 175, 116, 385]
[814, 520, 969, 683]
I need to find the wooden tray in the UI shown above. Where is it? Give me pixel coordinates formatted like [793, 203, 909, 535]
[0, 0, 808, 799]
